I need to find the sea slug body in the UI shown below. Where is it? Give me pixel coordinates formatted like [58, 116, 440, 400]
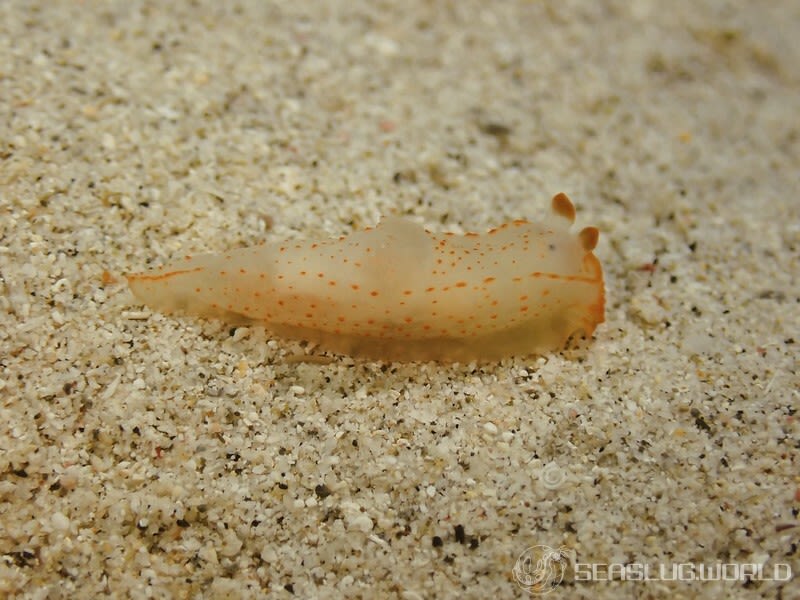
[127, 193, 604, 361]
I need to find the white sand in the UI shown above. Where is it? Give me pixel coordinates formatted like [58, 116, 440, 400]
[1, 1, 797, 598]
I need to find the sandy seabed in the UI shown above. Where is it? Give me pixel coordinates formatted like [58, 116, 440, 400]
[1, 2, 798, 598]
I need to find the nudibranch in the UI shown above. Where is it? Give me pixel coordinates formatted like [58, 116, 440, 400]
[127, 193, 604, 361]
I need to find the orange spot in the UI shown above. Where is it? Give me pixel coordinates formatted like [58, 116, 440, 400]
[483, 277, 495, 284]
[455, 281, 467, 288]
[239, 268, 246, 274]
[639, 262, 657, 273]
[328, 280, 336, 286]
[403, 290, 413, 295]
[351, 284, 360, 290]
[370, 290, 379, 296]
[404, 317, 413, 324]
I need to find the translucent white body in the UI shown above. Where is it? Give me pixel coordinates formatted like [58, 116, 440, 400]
[127, 194, 604, 361]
